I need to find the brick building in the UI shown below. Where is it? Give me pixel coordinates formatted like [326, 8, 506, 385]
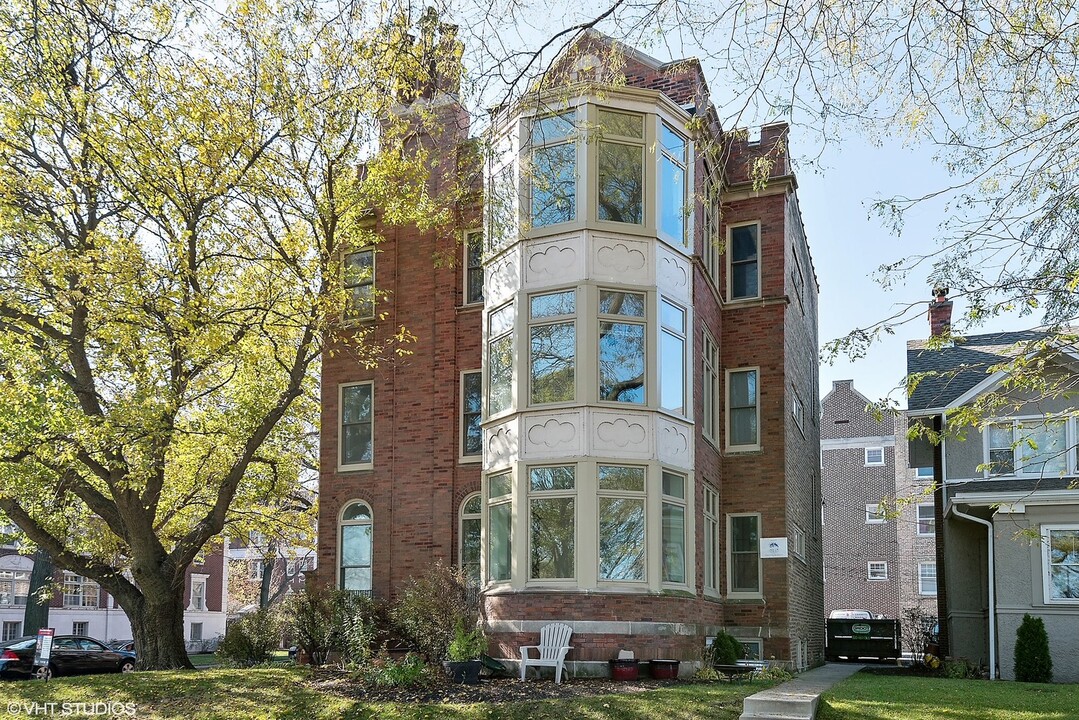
[317, 31, 824, 673]
[0, 534, 227, 647]
[820, 381, 937, 625]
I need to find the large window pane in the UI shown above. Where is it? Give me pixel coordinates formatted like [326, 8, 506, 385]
[489, 472, 512, 499]
[530, 290, 576, 318]
[599, 498, 645, 581]
[1049, 528, 1079, 600]
[531, 143, 576, 227]
[529, 466, 575, 491]
[489, 502, 512, 582]
[988, 423, 1014, 474]
[662, 503, 686, 584]
[598, 110, 643, 138]
[530, 498, 575, 579]
[1018, 421, 1068, 475]
[730, 515, 760, 593]
[600, 290, 645, 317]
[598, 142, 643, 224]
[462, 517, 481, 587]
[530, 322, 575, 403]
[599, 322, 645, 403]
[730, 225, 759, 299]
[661, 330, 685, 415]
[598, 465, 645, 491]
[729, 370, 758, 446]
[489, 334, 513, 415]
[340, 523, 372, 592]
[341, 384, 373, 465]
[659, 155, 685, 243]
[531, 112, 575, 144]
[463, 372, 482, 456]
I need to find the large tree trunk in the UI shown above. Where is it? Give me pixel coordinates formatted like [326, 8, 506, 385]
[126, 589, 193, 670]
[22, 549, 53, 635]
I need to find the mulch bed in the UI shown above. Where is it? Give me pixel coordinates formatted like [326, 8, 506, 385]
[310, 668, 682, 704]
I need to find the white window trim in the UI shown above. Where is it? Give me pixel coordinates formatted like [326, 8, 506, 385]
[341, 246, 376, 322]
[1042, 524, 1079, 604]
[867, 561, 888, 581]
[865, 504, 885, 524]
[726, 220, 762, 302]
[981, 416, 1076, 478]
[62, 573, 99, 608]
[526, 465, 578, 584]
[918, 561, 938, 596]
[459, 370, 483, 463]
[71, 621, 89, 637]
[527, 108, 580, 231]
[916, 504, 935, 536]
[596, 287, 648, 407]
[735, 637, 764, 661]
[916, 466, 935, 479]
[337, 500, 374, 593]
[726, 512, 763, 599]
[660, 469, 689, 588]
[725, 367, 761, 452]
[596, 464, 649, 587]
[188, 573, 209, 612]
[486, 470, 514, 585]
[655, 120, 692, 249]
[338, 381, 374, 472]
[659, 296, 689, 418]
[527, 288, 577, 407]
[791, 524, 807, 563]
[864, 447, 885, 466]
[462, 229, 484, 306]
[486, 301, 516, 420]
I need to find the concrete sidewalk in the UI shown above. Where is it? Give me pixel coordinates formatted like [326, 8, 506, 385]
[740, 663, 865, 720]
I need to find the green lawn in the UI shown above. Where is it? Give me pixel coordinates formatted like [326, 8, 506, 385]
[0, 667, 771, 720]
[819, 672, 1079, 720]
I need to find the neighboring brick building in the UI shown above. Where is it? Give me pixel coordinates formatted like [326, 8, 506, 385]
[820, 381, 937, 625]
[0, 535, 227, 647]
[318, 30, 824, 673]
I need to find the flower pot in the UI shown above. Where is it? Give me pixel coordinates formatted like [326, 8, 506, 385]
[448, 659, 483, 684]
[649, 659, 680, 679]
[609, 658, 639, 681]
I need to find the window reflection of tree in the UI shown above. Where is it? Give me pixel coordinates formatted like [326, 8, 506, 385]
[599, 322, 645, 402]
[530, 497, 575, 578]
[599, 498, 645, 580]
[598, 142, 643, 224]
[530, 322, 575, 403]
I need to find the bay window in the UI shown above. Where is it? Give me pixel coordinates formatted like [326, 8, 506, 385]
[659, 123, 687, 245]
[660, 299, 686, 415]
[599, 290, 646, 404]
[528, 466, 576, 580]
[598, 465, 647, 582]
[597, 109, 644, 225]
[529, 290, 576, 404]
[488, 303, 514, 416]
[661, 471, 687, 584]
[488, 472, 513, 582]
[530, 112, 577, 227]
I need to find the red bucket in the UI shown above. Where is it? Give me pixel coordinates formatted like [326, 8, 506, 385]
[608, 659, 639, 680]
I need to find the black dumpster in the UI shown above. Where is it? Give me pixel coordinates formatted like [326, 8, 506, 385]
[825, 618, 901, 661]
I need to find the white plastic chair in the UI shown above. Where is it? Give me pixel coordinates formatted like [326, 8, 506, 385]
[519, 622, 574, 684]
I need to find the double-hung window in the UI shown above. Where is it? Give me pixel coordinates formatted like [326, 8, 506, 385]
[658, 122, 688, 245]
[487, 303, 514, 416]
[659, 299, 686, 416]
[528, 290, 576, 404]
[63, 573, 98, 608]
[464, 230, 484, 305]
[727, 368, 759, 449]
[865, 447, 885, 466]
[598, 290, 646, 404]
[530, 112, 577, 227]
[987, 419, 1069, 477]
[917, 504, 935, 536]
[339, 501, 373, 593]
[868, 561, 888, 581]
[597, 465, 646, 582]
[343, 249, 375, 320]
[461, 371, 482, 458]
[919, 562, 938, 595]
[865, 504, 886, 524]
[190, 577, 206, 611]
[0, 571, 29, 606]
[488, 472, 513, 582]
[1043, 525, 1079, 602]
[728, 514, 761, 596]
[661, 471, 687, 584]
[703, 486, 720, 594]
[596, 109, 644, 225]
[340, 382, 373, 468]
[728, 222, 760, 300]
[702, 332, 719, 442]
[528, 466, 576, 580]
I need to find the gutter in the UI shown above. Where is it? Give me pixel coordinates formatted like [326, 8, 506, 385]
[946, 499, 997, 680]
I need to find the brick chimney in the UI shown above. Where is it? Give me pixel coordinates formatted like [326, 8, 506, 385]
[928, 287, 953, 337]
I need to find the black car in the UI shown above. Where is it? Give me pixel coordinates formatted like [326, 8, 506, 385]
[0, 635, 136, 679]
[107, 640, 136, 653]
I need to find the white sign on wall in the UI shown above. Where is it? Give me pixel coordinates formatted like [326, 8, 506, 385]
[760, 537, 788, 558]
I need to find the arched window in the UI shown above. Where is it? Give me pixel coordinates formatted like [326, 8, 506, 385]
[339, 501, 373, 593]
[459, 494, 482, 587]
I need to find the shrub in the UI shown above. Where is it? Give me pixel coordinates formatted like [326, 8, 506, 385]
[285, 587, 386, 667]
[942, 657, 982, 679]
[217, 609, 281, 666]
[756, 664, 794, 682]
[447, 622, 486, 661]
[706, 632, 745, 666]
[1014, 613, 1052, 683]
[354, 653, 432, 689]
[391, 561, 480, 662]
[286, 587, 336, 665]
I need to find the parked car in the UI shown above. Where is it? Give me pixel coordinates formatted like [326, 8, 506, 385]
[0, 635, 136, 680]
[108, 640, 136, 654]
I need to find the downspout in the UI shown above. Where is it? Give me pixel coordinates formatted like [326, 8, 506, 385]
[948, 502, 997, 680]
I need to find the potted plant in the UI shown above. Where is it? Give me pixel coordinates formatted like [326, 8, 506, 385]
[446, 622, 486, 684]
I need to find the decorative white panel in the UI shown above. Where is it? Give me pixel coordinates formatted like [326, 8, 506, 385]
[591, 235, 650, 285]
[656, 416, 693, 470]
[485, 247, 521, 307]
[522, 412, 582, 458]
[656, 245, 691, 303]
[484, 419, 519, 471]
[591, 410, 652, 459]
[524, 235, 584, 289]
